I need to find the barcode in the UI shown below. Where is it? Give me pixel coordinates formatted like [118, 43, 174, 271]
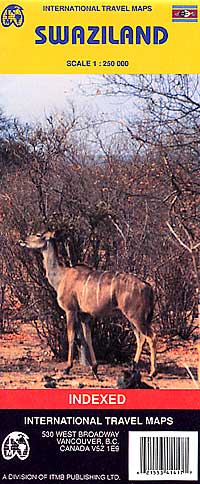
[140, 436, 189, 473]
[129, 431, 198, 481]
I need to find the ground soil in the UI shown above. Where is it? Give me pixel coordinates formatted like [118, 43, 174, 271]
[0, 322, 198, 389]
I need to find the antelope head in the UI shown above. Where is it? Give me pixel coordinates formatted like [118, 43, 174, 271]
[20, 231, 55, 250]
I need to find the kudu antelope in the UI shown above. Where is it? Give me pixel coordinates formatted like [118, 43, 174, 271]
[20, 231, 157, 378]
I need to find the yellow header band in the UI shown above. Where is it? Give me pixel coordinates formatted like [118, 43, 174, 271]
[0, 1, 199, 73]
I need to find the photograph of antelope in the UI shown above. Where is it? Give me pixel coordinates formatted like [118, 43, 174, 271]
[0, 74, 199, 389]
[20, 230, 156, 380]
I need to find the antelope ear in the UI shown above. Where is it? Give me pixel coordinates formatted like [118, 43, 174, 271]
[44, 230, 55, 241]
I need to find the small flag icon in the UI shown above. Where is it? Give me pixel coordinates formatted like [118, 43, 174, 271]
[172, 5, 198, 21]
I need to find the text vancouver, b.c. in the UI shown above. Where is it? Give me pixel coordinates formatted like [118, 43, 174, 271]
[35, 25, 168, 45]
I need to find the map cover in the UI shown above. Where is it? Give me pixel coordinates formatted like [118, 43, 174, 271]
[0, 0, 199, 482]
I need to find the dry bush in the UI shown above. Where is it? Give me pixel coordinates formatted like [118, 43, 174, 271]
[0, 105, 199, 362]
[156, 256, 197, 339]
[92, 316, 135, 364]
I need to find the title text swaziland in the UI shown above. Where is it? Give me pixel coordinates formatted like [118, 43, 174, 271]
[35, 25, 168, 45]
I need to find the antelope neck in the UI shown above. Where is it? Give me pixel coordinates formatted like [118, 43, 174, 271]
[42, 240, 64, 291]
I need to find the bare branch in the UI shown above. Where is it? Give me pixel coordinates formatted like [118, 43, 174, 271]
[166, 222, 192, 253]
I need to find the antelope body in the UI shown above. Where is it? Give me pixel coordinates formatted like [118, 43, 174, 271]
[21, 231, 156, 377]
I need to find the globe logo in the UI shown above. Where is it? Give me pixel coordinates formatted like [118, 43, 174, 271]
[1, 4, 24, 28]
[1, 431, 30, 460]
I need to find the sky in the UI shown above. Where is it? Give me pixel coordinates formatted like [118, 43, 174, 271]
[0, 74, 128, 124]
